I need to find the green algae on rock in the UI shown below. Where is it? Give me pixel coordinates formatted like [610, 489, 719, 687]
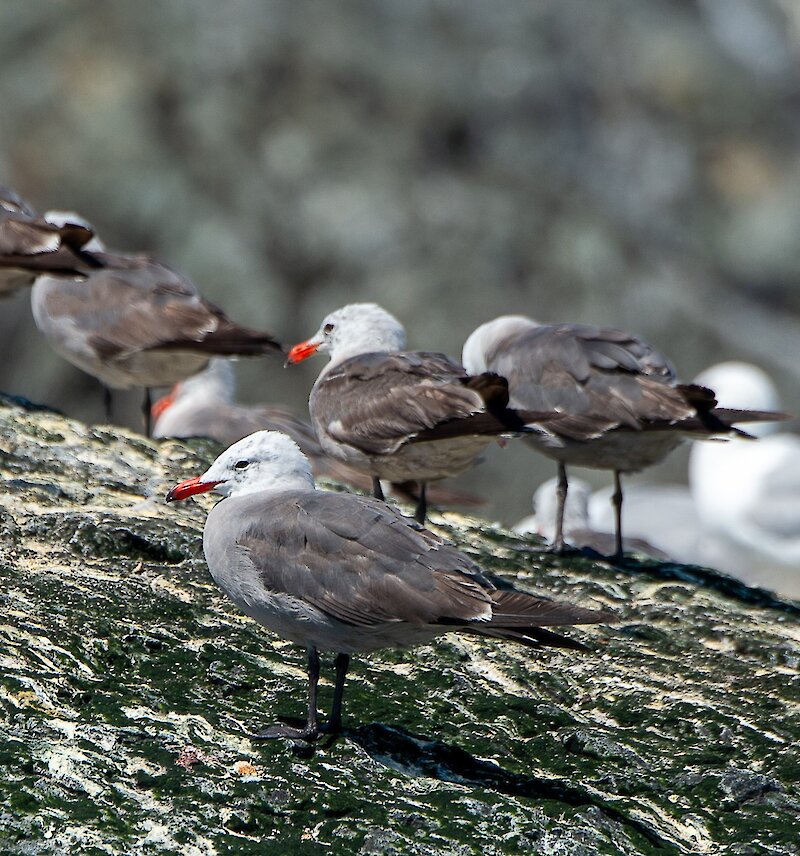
[1, 399, 799, 855]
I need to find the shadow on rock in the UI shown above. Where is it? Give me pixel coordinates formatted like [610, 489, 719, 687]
[344, 722, 679, 853]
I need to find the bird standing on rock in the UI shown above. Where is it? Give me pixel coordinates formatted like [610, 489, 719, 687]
[166, 430, 611, 742]
[152, 357, 484, 512]
[30, 213, 283, 436]
[287, 303, 562, 523]
[462, 315, 787, 561]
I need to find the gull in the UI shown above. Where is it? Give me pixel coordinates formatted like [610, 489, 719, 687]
[462, 315, 785, 561]
[0, 188, 98, 296]
[166, 430, 611, 742]
[689, 362, 800, 594]
[152, 357, 484, 511]
[287, 303, 560, 523]
[30, 213, 283, 435]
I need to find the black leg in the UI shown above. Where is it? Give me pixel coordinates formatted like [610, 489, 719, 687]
[305, 646, 320, 733]
[552, 463, 568, 553]
[142, 387, 153, 438]
[611, 470, 624, 562]
[414, 481, 427, 524]
[372, 477, 385, 501]
[327, 653, 350, 735]
[102, 384, 113, 422]
[253, 646, 321, 742]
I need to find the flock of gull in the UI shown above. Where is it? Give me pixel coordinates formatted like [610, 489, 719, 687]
[1, 185, 794, 740]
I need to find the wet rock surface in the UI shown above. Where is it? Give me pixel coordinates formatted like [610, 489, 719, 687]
[1, 400, 798, 855]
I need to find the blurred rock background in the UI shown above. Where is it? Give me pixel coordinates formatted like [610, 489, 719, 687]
[1, 0, 799, 525]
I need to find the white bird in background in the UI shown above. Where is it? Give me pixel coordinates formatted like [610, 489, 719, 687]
[689, 362, 800, 597]
[517, 477, 668, 559]
[588, 482, 701, 564]
[166, 430, 611, 742]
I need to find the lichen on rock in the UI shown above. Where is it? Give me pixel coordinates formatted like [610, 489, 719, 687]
[1, 400, 798, 855]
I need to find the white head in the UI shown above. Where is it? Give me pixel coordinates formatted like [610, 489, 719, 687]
[462, 315, 538, 373]
[694, 361, 781, 437]
[167, 430, 315, 502]
[44, 210, 106, 252]
[287, 303, 407, 369]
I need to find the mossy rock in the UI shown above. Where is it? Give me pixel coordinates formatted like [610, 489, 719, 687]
[0, 400, 798, 855]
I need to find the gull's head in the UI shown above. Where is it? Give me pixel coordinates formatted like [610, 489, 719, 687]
[462, 315, 538, 374]
[287, 302, 406, 366]
[166, 430, 315, 502]
[178, 358, 236, 402]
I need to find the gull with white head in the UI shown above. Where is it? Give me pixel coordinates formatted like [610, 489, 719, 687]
[166, 430, 611, 742]
[287, 303, 562, 523]
[153, 358, 484, 510]
[463, 315, 786, 562]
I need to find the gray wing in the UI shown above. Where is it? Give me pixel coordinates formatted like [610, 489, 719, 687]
[236, 491, 495, 626]
[486, 324, 696, 440]
[311, 351, 541, 455]
[40, 253, 282, 357]
[233, 491, 608, 630]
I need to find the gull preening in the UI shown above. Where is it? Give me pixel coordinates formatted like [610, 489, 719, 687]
[30, 214, 283, 435]
[287, 303, 561, 523]
[166, 430, 611, 742]
[463, 315, 786, 561]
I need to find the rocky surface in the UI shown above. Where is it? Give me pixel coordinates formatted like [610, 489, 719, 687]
[3, 1, 800, 524]
[1, 399, 799, 855]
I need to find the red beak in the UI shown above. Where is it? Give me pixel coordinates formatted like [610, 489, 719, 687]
[286, 340, 320, 365]
[166, 475, 222, 503]
[151, 387, 177, 422]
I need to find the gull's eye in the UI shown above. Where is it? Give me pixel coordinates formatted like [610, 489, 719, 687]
[234, 460, 249, 470]
[323, 323, 334, 334]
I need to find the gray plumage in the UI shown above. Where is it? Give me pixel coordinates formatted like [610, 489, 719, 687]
[311, 350, 539, 458]
[290, 304, 560, 521]
[166, 431, 611, 739]
[211, 489, 603, 649]
[463, 315, 787, 559]
[31, 247, 282, 391]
